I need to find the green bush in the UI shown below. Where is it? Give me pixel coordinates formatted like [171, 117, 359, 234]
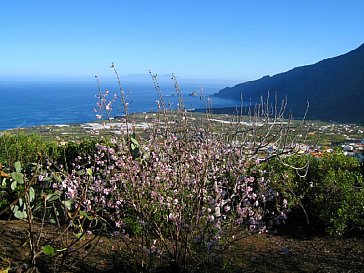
[0, 133, 103, 170]
[58, 138, 100, 171]
[0, 133, 59, 167]
[307, 152, 364, 235]
[0, 133, 102, 218]
[262, 152, 364, 235]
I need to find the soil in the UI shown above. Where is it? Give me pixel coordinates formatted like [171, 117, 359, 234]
[0, 220, 363, 273]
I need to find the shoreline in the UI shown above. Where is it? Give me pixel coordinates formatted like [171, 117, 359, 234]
[191, 106, 242, 115]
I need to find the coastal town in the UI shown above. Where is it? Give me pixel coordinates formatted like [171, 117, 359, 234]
[2, 113, 363, 163]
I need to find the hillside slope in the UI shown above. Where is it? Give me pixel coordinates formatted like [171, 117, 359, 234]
[216, 43, 364, 123]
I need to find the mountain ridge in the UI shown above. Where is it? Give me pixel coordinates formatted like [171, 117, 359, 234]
[215, 43, 364, 123]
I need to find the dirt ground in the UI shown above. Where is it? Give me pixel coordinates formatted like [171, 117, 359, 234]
[0, 220, 363, 273]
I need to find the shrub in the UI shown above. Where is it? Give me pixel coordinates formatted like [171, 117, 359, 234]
[51, 66, 307, 271]
[54, 121, 292, 272]
[0, 133, 59, 167]
[1, 66, 311, 272]
[307, 152, 364, 235]
[263, 152, 364, 235]
[0, 133, 105, 220]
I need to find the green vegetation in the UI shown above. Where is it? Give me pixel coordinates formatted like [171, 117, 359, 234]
[1, 119, 363, 237]
[262, 152, 364, 235]
[0, 67, 363, 272]
[0, 132, 59, 167]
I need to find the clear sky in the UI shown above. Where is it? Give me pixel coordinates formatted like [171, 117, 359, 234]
[1, 0, 364, 82]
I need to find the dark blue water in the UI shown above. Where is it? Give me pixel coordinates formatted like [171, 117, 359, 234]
[0, 80, 238, 130]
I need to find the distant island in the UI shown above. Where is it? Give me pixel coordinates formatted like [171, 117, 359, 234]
[215, 43, 364, 124]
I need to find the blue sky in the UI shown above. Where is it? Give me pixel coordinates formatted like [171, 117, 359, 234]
[1, 0, 364, 82]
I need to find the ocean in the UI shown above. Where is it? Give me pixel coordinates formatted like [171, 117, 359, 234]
[0, 79, 238, 130]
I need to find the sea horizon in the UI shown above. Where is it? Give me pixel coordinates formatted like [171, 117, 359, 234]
[0, 79, 239, 130]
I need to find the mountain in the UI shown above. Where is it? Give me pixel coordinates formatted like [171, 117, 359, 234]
[215, 43, 364, 123]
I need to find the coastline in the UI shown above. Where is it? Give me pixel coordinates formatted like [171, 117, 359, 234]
[191, 106, 245, 115]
